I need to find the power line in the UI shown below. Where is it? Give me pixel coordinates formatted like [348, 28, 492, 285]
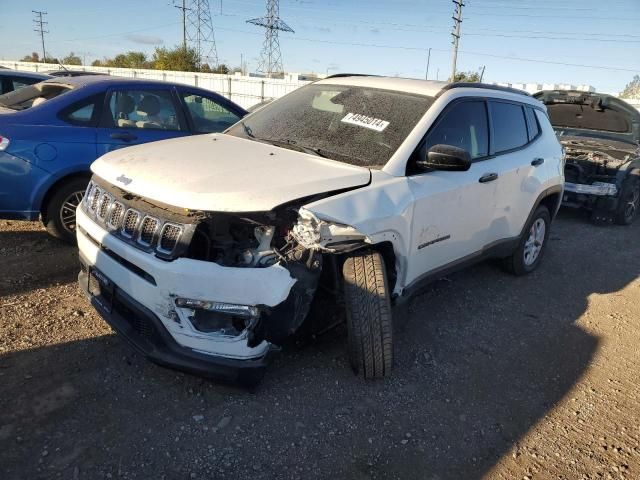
[450, 0, 464, 82]
[32, 10, 48, 62]
[246, 0, 294, 77]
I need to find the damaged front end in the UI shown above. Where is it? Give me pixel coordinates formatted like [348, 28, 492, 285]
[562, 138, 637, 221]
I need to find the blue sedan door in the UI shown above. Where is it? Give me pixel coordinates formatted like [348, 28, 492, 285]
[96, 87, 189, 155]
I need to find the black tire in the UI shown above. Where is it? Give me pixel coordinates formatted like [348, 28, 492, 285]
[502, 205, 551, 276]
[342, 250, 393, 379]
[43, 177, 89, 243]
[614, 176, 640, 226]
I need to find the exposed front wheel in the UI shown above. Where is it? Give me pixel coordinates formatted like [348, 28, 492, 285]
[43, 178, 89, 243]
[615, 176, 640, 226]
[342, 250, 393, 379]
[502, 205, 551, 276]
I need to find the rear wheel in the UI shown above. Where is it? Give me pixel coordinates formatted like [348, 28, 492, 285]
[502, 205, 551, 276]
[342, 250, 393, 379]
[614, 176, 640, 225]
[43, 178, 89, 243]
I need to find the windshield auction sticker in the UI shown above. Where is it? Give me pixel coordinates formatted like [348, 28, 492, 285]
[341, 113, 390, 132]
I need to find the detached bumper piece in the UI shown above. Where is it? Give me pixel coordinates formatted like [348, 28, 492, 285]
[78, 268, 269, 386]
[564, 181, 618, 196]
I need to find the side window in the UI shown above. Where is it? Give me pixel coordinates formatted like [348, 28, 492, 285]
[12, 77, 41, 91]
[180, 92, 241, 133]
[490, 101, 528, 153]
[106, 89, 182, 131]
[525, 106, 540, 141]
[424, 100, 489, 159]
[59, 94, 103, 127]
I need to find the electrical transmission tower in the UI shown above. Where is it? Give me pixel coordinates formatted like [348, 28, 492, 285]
[174, 0, 219, 68]
[32, 10, 49, 62]
[450, 0, 464, 82]
[246, 0, 294, 77]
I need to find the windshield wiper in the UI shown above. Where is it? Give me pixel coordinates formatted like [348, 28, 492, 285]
[259, 138, 331, 158]
[240, 121, 255, 138]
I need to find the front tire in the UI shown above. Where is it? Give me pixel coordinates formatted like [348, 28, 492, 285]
[43, 178, 89, 243]
[614, 176, 640, 225]
[503, 205, 551, 276]
[342, 250, 393, 379]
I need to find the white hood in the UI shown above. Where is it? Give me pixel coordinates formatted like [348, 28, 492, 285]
[91, 133, 371, 212]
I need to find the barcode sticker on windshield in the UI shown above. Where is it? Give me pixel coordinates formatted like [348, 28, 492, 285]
[341, 113, 390, 132]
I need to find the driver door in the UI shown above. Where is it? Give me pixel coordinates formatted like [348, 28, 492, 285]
[405, 98, 499, 285]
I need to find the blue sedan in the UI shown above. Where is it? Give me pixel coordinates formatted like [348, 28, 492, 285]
[0, 75, 247, 241]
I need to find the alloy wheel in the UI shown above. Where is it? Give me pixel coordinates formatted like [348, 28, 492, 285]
[523, 217, 546, 266]
[59, 191, 85, 233]
[624, 184, 640, 223]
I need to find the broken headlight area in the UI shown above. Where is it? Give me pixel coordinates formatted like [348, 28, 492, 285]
[291, 207, 370, 252]
[563, 144, 631, 185]
[174, 297, 261, 338]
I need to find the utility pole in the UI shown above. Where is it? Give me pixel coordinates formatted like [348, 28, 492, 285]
[479, 65, 486, 82]
[32, 10, 48, 62]
[425, 47, 431, 80]
[450, 0, 464, 82]
[173, 1, 190, 49]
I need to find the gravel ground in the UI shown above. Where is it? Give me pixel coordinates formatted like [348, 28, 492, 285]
[0, 211, 639, 480]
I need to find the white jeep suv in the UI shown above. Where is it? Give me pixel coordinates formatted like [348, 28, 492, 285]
[77, 76, 564, 384]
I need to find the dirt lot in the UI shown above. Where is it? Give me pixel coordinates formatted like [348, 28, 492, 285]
[0, 211, 639, 480]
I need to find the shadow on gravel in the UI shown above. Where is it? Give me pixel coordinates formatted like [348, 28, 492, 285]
[0, 229, 78, 298]
[0, 213, 638, 480]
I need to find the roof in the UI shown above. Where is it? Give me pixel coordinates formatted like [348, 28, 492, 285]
[317, 75, 448, 97]
[41, 75, 193, 88]
[0, 69, 51, 80]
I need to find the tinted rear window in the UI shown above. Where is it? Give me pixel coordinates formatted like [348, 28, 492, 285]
[490, 101, 528, 153]
[525, 107, 540, 140]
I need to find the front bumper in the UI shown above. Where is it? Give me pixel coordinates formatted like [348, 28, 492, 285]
[78, 269, 270, 384]
[76, 205, 298, 379]
[564, 181, 618, 196]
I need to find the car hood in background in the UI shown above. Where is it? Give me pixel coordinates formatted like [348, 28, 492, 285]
[91, 133, 371, 212]
[534, 90, 640, 146]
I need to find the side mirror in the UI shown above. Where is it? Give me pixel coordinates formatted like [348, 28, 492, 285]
[416, 144, 472, 172]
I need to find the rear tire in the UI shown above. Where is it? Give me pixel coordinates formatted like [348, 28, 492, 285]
[614, 176, 640, 225]
[502, 205, 551, 276]
[342, 250, 393, 379]
[43, 177, 89, 243]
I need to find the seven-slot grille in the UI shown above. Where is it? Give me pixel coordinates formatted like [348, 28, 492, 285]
[83, 180, 187, 255]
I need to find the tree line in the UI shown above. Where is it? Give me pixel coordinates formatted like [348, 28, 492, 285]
[21, 45, 240, 75]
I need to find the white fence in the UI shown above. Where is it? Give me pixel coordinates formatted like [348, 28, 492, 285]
[0, 60, 311, 109]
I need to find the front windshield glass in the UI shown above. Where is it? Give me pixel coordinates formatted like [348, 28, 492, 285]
[227, 83, 435, 167]
[0, 82, 74, 110]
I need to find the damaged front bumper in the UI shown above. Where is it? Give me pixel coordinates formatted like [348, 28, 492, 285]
[76, 206, 298, 382]
[564, 181, 618, 196]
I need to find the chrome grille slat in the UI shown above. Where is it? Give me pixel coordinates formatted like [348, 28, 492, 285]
[138, 216, 159, 246]
[90, 187, 101, 212]
[158, 223, 183, 254]
[97, 192, 112, 220]
[122, 209, 141, 238]
[108, 201, 125, 229]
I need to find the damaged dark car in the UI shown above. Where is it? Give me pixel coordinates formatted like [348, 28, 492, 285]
[534, 90, 640, 224]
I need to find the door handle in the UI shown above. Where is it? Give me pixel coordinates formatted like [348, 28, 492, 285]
[479, 173, 499, 183]
[531, 157, 545, 166]
[110, 132, 137, 141]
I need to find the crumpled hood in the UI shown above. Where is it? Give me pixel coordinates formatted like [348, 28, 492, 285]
[91, 133, 371, 212]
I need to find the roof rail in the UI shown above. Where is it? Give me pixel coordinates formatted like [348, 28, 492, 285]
[323, 73, 379, 79]
[436, 82, 531, 98]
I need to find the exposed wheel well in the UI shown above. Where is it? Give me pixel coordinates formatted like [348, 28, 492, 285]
[540, 191, 562, 219]
[368, 241, 398, 294]
[40, 172, 91, 222]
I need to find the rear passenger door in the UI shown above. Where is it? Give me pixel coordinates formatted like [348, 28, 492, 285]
[96, 87, 189, 155]
[486, 100, 547, 241]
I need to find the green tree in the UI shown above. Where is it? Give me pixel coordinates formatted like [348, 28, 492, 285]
[91, 51, 149, 69]
[453, 71, 481, 82]
[213, 64, 230, 74]
[62, 52, 82, 65]
[20, 52, 40, 62]
[152, 46, 198, 72]
[620, 75, 640, 99]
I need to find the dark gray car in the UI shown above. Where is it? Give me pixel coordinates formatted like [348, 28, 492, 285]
[534, 90, 640, 225]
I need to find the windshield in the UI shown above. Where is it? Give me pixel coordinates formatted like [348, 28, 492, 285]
[0, 82, 74, 110]
[227, 83, 434, 167]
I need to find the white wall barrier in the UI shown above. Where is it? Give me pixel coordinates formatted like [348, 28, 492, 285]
[0, 60, 311, 109]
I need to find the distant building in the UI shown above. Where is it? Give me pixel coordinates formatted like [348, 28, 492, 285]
[492, 82, 596, 94]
